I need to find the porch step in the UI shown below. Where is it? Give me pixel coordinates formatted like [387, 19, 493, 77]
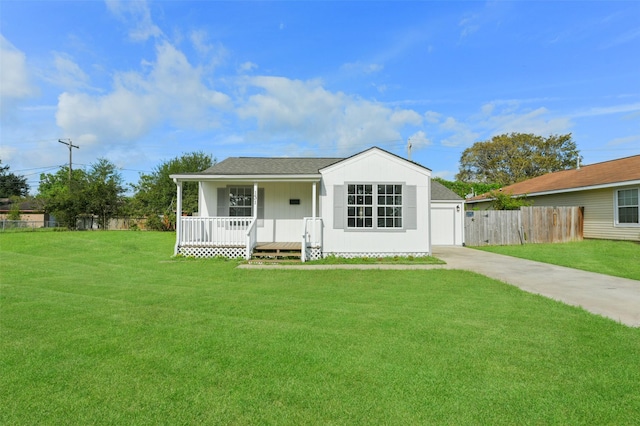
[252, 242, 302, 261]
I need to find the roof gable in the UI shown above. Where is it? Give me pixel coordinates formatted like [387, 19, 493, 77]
[468, 154, 640, 201]
[319, 146, 431, 176]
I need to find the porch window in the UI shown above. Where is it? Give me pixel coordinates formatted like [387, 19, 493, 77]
[377, 184, 402, 228]
[616, 188, 639, 225]
[347, 184, 373, 228]
[229, 186, 252, 217]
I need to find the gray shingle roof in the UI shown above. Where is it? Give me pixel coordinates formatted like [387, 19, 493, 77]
[200, 157, 344, 175]
[431, 180, 463, 201]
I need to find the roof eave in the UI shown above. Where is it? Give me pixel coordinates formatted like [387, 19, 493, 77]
[171, 173, 323, 182]
[465, 178, 640, 203]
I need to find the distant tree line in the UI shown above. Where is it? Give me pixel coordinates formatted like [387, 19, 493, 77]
[1, 152, 213, 229]
[2, 132, 580, 222]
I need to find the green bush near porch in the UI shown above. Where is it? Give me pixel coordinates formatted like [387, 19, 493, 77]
[1, 232, 639, 424]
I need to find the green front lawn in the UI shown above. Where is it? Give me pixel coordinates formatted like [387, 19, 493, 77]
[1, 232, 639, 424]
[476, 239, 640, 280]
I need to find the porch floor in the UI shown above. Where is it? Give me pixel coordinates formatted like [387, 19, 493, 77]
[255, 242, 301, 251]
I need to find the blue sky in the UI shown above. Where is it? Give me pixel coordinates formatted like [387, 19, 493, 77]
[1, 0, 639, 191]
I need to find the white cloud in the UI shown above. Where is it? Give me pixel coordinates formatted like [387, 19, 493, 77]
[607, 134, 640, 146]
[440, 117, 480, 147]
[424, 110, 442, 124]
[189, 30, 228, 68]
[105, 0, 162, 41]
[47, 53, 91, 91]
[0, 35, 36, 101]
[571, 103, 640, 118]
[408, 130, 431, 148]
[483, 106, 573, 135]
[56, 41, 231, 145]
[390, 110, 423, 127]
[237, 76, 423, 154]
[238, 61, 258, 73]
[341, 61, 384, 75]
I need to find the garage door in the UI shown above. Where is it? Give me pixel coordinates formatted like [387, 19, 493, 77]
[431, 207, 455, 245]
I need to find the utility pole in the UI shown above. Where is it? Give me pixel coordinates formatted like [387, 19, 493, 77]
[58, 139, 79, 185]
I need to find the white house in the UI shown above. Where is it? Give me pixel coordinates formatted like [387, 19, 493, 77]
[170, 147, 463, 261]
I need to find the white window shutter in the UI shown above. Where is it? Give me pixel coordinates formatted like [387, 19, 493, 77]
[333, 185, 344, 229]
[404, 185, 417, 230]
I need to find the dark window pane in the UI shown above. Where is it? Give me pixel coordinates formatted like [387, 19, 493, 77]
[378, 196, 385, 204]
[365, 196, 372, 205]
[348, 195, 355, 205]
[619, 207, 639, 223]
[348, 207, 355, 216]
[395, 185, 402, 193]
[365, 207, 372, 216]
[365, 218, 372, 227]
[348, 218, 355, 227]
[348, 185, 355, 194]
[395, 218, 402, 227]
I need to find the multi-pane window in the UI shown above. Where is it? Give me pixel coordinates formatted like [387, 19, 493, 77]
[617, 188, 639, 224]
[347, 184, 373, 228]
[346, 184, 403, 229]
[229, 186, 252, 217]
[377, 185, 402, 228]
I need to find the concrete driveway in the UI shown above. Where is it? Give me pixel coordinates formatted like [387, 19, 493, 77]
[433, 246, 640, 328]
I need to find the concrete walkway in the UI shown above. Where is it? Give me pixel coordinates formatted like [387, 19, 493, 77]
[241, 247, 640, 327]
[433, 246, 640, 327]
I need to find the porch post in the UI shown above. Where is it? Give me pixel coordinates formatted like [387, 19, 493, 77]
[253, 182, 258, 219]
[311, 181, 317, 249]
[312, 181, 317, 220]
[174, 179, 183, 255]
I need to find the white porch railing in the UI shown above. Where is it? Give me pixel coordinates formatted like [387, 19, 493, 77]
[301, 217, 323, 262]
[245, 218, 257, 260]
[179, 216, 253, 247]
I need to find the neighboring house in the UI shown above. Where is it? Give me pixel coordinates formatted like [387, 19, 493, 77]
[0, 198, 50, 227]
[170, 147, 463, 260]
[466, 155, 640, 241]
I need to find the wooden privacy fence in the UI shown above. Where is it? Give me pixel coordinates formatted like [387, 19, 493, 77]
[464, 206, 584, 246]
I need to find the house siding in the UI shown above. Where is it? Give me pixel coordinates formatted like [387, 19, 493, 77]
[320, 149, 431, 256]
[494, 187, 639, 241]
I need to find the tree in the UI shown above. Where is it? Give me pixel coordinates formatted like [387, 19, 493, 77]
[7, 197, 22, 220]
[433, 177, 501, 199]
[131, 152, 214, 226]
[456, 133, 581, 185]
[0, 160, 29, 198]
[488, 190, 532, 210]
[38, 167, 88, 228]
[38, 159, 125, 229]
[86, 158, 125, 229]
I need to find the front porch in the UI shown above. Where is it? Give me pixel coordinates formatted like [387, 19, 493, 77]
[175, 216, 323, 261]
